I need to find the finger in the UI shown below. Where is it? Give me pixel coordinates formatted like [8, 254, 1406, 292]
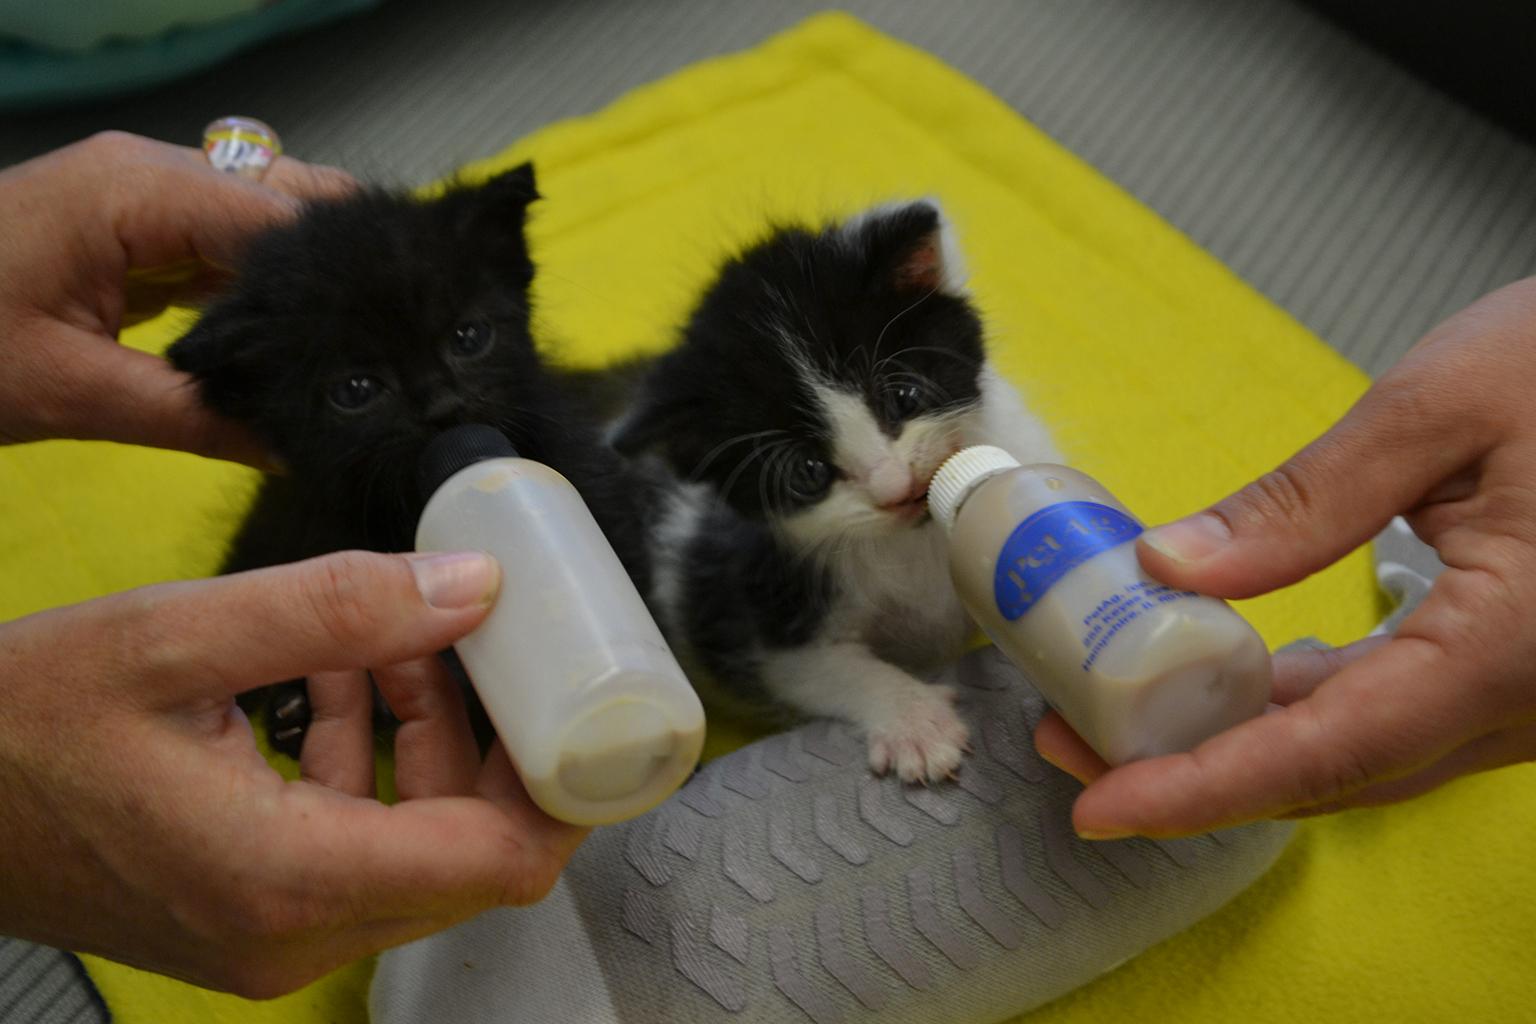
[284, 789, 586, 920]
[107, 138, 303, 270]
[1135, 374, 1487, 600]
[156, 142, 352, 193]
[1033, 710, 1111, 785]
[299, 670, 377, 797]
[118, 550, 500, 704]
[18, 321, 277, 468]
[1069, 634, 1483, 837]
[473, 742, 590, 854]
[473, 744, 591, 864]
[373, 656, 480, 800]
[1269, 636, 1390, 705]
[1281, 721, 1536, 816]
[474, 742, 591, 874]
[1036, 640, 1387, 788]
[122, 259, 228, 325]
[261, 157, 358, 203]
[474, 741, 568, 821]
[129, 141, 356, 233]
[476, 741, 520, 800]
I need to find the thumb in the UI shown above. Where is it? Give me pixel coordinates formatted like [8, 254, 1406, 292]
[1135, 378, 1479, 599]
[116, 550, 500, 704]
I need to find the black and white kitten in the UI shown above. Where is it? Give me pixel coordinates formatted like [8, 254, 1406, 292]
[169, 164, 653, 752]
[615, 201, 1059, 782]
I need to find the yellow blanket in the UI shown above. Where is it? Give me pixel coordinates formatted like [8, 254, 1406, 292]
[2, 12, 1529, 1023]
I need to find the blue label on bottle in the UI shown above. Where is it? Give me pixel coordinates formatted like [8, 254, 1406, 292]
[993, 501, 1143, 621]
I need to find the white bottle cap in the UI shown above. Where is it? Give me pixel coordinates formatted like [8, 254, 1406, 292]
[929, 445, 1022, 531]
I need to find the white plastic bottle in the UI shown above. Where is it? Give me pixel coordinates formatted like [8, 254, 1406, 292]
[928, 446, 1271, 766]
[415, 425, 705, 826]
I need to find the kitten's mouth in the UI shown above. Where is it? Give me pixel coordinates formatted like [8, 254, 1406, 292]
[886, 490, 931, 523]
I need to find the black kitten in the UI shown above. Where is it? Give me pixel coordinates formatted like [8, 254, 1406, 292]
[615, 200, 1060, 782]
[170, 164, 652, 754]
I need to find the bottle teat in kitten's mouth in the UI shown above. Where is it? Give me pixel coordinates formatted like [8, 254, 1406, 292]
[885, 489, 931, 522]
[874, 460, 941, 522]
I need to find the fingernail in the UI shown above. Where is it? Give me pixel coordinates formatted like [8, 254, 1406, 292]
[408, 551, 500, 609]
[1036, 747, 1084, 784]
[1036, 746, 1067, 774]
[1142, 514, 1231, 564]
[1076, 827, 1132, 841]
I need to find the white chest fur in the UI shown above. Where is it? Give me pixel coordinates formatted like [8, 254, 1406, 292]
[815, 523, 974, 671]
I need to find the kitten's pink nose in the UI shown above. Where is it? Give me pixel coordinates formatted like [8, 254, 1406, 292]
[871, 461, 926, 508]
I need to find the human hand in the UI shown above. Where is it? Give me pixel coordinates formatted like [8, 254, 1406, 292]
[0, 131, 354, 468]
[0, 549, 586, 997]
[1035, 276, 1536, 838]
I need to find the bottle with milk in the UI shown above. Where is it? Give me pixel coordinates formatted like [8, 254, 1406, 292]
[416, 424, 705, 826]
[928, 446, 1271, 766]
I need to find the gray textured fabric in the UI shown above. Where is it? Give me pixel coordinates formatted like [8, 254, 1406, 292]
[372, 876, 622, 1023]
[4, 0, 1534, 375]
[371, 646, 1295, 1024]
[0, 943, 106, 1024]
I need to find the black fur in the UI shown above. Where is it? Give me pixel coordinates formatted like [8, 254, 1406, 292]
[614, 202, 984, 519]
[169, 165, 655, 752]
[673, 503, 832, 693]
[616, 203, 988, 702]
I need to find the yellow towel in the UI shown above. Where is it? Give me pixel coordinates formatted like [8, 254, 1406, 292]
[1, 12, 1528, 1023]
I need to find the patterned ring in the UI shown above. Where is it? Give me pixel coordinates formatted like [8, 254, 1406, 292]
[202, 115, 282, 182]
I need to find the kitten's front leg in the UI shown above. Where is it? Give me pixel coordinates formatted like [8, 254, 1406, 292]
[257, 680, 311, 758]
[250, 677, 398, 760]
[760, 643, 969, 783]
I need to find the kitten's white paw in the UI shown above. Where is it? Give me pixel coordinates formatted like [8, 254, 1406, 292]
[864, 685, 970, 784]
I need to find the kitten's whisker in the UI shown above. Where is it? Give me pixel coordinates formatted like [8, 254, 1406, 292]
[884, 368, 965, 410]
[770, 443, 801, 520]
[873, 344, 982, 379]
[717, 439, 784, 504]
[843, 342, 875, 382]
[869, 287, 938, 373]
[688, 429, 789, 482]
[930, 401, 983, 428]
[760, 446, 789, 519]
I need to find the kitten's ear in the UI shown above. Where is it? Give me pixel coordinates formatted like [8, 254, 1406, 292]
[848, 199, 968, 296]
[476, 162, 540, 219]
[610, 386, 686, 457]
[462, 162, 540, 279]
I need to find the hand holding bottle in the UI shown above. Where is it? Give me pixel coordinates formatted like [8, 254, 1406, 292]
[1036, 276, 1536, 838]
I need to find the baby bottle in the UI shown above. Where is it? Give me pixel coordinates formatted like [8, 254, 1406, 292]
[416, 425, 705, 825]
[928, 446, 1271, 766]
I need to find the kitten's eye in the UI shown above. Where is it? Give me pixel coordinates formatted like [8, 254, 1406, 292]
[450, 320, 495, 357]
[327, 374, 384, 411]
[887, 382, 923, 420]
[788, 455, 835, 500]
